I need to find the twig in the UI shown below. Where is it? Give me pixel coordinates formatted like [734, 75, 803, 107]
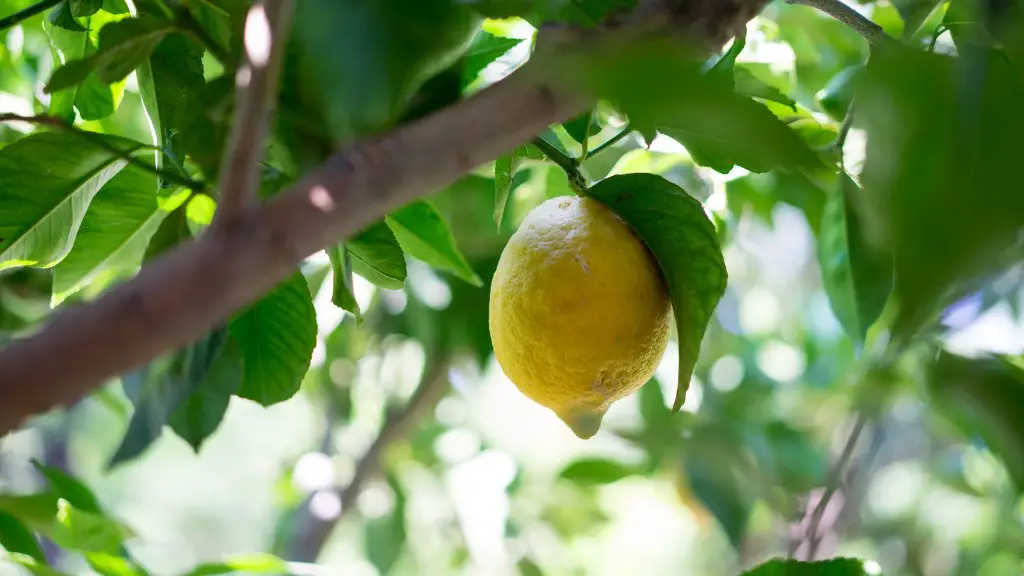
[212, 0, 293, 222]
[0, 0, 62, 32]
[531, 136, 589, 194]
[287, 358, 451, 563]
[801, 411, 870, 559]
[587, 123, 633, 158]
[0, 113, 206, 191]
[787, 0, 893, 46]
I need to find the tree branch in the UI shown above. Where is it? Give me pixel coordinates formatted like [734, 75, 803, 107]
[0, 0, 62, 32]
[787, 0, 893, 46]
[0, 113, 206, 191]
[531, 135, 589, 194]
[0, 0, 770, 436]
[287, 358, 451, 563]
[587, 123, 633, 159]
[213, 0, 292, 222]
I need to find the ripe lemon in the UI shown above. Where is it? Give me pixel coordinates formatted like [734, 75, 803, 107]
[489, 195, 672, 439]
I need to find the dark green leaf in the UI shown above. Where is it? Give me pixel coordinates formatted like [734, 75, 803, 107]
[327, 245, 361, 318]
[168, 338, 243, 452]
[32, 461, 102, 514]
[0, 512, 45, 564]
[707, 32, 746, 84]
[462, 30, 524, 86]
[563, 110, 599, 145]
[559, 458, 637, 486]
[741, 558, 877, 575]
[893, 0, 945, 37]
[682, 433, 755, 549]
[230, 273, 317, 405]
[142, 204, 192, 262]
[818, 173, 892, 346]
[49, 3, 87, 32]
[858, 46, 1024, 338]
[364, 474, 406, 576]
[52, 162, 190, 304]
[817, 65, 860, 122]
[102, 0, 130, 14]
[70, 0, 102, 18]
[0, 131, 138, 269]
[928, 352, 1024, 491]
[75, 69, 124, 121]
[734, 67, 796, 109]
[46, 16, 172, 92]
[588, 174, 727, 411]
[50, 500, 123, 555]
[494, 145, 530, 227]
[517, 558, 545, 576]
[142, 33, 206, 164]
[0, 494, 61, 533]
[46, 59, 95, 93]
[387, 200, 482, 287]
[347, 221, 407, 290]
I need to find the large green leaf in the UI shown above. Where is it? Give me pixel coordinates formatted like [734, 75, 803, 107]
[46, 15, 173, 91]
[347, 220, 407, 290]
[928, 352, 1024, 491]
[229, 273, 317, 405]
[145, 33, 206, 164]
[52, 163, 190, 304]
[857, 46, 1024, 338]
[0, 131, 142, 271]
[387, 200, 482, 287]
[588, 174, 727, 411]
[0, 512, 45, 564]
[43, 9, 90, 121]
[741, 558, 877, 575]
[110, 329, 241, 466]
[817, 173, 892, 346]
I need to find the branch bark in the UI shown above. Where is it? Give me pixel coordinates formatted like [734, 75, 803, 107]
[787, 0, 893, 46]
[214, 0, 293, 222]
[0, 0, 770, 436]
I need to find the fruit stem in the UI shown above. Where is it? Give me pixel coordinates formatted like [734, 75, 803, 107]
[531, 135, 589, 196]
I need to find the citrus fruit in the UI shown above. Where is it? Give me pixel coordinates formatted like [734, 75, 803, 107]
[489, 195, 672, 439]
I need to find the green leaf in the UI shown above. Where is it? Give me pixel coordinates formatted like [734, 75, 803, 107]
[86, 553, 147, 576]
[46, 16, 172, 92]
[364, 474, 406, 576]
[49, 3, 87, 32]
[387, 200, 482, 287]
[184, 553, 289, 576]
[145, 33, 206, 163]
[817, 173, 892, 346]
[588, 174, 727, 411]
[230, 273, 317, 405]
[563, 110, 599, 146]
[734, 67, 796, 109]
[327, 245, 361, 318]
[0, 512, 45, 564]
[893, 0, 944, 37]
[462, 30, 524, 86]
[32, 461, 102, 514]
[817, 65, 860, 122]
[740, 558, 877, 575]
[494, 146, 529, 227]
[102, 0, 129, 14]
[7, 553, 72, 576]
[0, 494, 61, 533]
[52, 163, 190, 304]
[857, 46, 1024, 338]
[347, 220, 407, 290]
[928, 352, 1024, 491]
[70, 0, 102, 18]
[558, 458, 637, 486]
[0, 131, 142, 271]
[75, 68, 125, 121]
[110, 329, 240, 466]
[50, 500, 123, 555]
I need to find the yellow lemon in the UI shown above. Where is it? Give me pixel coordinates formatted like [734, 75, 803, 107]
[489, 195, 672, 439]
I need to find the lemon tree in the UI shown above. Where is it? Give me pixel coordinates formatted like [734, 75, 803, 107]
[1, 0, 1024, 574]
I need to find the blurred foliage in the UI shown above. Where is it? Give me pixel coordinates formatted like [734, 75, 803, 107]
[0, 0, 1022, 575]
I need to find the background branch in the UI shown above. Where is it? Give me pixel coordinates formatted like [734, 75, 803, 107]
[287, 358, 451, 563]
[213, 0, 293, 222]
[787, 0, 893, 46]
[0, 0, 61, 32]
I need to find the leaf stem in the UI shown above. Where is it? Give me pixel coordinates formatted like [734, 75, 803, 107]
[587, 123, 633, 158]
[0, 0, 62, 31]
[531, 136, 588, 195]
[786, 0, 895, 46]
[175, 7, 231, 66]
[0, 113, 207, 191]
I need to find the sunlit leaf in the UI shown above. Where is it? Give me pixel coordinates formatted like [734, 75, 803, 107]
[50, 500, 123, 555]
[86, 553, 147, 576]
[46, 16, 173, 92]
[230, 273, 317, 405]
[559, 458, 637, 486]
[7, 553, 71, 576]
[589, 174, 727, 411]
[184, 553, 289, 576]
[70, 0, 102, 17]
[387, 200, 482, 287]
[462, 30, 524, 86]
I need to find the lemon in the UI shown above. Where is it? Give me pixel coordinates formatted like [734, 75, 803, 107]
[489, 195, 672, 439]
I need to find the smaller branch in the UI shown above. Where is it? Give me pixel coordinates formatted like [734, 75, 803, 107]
[212, 0, 293, 223]
[175, 8, 232, 66]
[0, 0, 62, 32]
[587, 123, 633, 158]
[532, 136, 588, 194]
[802, 411, 870, 559]
[0, 113, 206, 191]
[787, 0, 893, 46]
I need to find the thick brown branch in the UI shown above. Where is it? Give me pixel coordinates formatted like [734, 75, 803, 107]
[0, 65, 583, 435]
[214, 0, 293, 221]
